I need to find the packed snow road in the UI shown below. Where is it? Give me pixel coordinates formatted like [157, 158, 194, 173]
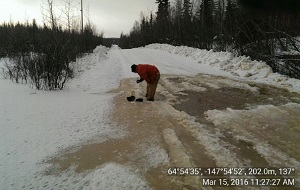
[1, 45, 300, 189]
[107, 45, 232, 77]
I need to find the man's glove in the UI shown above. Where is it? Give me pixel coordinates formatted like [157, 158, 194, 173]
[136, 79, 144, 83]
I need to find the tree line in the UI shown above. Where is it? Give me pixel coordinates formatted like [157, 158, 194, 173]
[0, 20, 102, 58]
[0, 0, 103, 90]
[120, 0, 300, 79]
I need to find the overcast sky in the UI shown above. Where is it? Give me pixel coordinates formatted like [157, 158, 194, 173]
[0, 0, 158, 37]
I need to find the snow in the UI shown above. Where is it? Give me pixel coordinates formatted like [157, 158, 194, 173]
[1, 43, 300, 189]
[204, 103, 300, 171]
[145, 43, 300, 92]
[0, 46, 130, 189]
[162, 103, 244, 167]
[85, 163, 150, 190]
[31, 163, 150, 190]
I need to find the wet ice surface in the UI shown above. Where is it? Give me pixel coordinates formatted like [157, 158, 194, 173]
[166, 74, 300, 188]
[168, 74, 300, 165]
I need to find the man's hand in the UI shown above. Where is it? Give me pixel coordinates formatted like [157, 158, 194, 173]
[136, 79, 144, 83]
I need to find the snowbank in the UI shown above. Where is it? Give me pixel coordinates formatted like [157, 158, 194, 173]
[145, 44, 300, 92]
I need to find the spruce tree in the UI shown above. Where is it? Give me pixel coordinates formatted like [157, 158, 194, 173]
[182, 0, 192, 45]
[198, 0, 215, 49]
[155, 0, 170, 42]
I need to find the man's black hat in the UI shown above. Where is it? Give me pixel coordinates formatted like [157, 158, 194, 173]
[131, 64, 137, 73]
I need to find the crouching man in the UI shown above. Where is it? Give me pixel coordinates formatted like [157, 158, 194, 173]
[131, 64, 160, 101]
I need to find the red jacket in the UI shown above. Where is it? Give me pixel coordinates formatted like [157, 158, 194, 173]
[136, 64, 159, 84]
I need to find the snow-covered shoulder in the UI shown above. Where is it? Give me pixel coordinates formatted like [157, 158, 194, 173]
[145, 43, 300, 93]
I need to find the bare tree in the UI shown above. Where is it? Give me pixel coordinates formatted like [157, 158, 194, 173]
[61, 0, 77, 33]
